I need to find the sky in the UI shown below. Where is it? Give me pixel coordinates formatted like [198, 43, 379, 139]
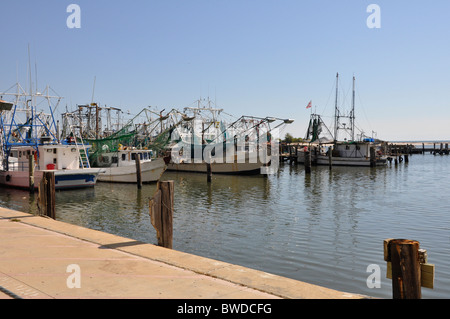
[1, 0, 450, 141]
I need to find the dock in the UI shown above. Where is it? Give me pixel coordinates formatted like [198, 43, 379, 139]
[0, 207, 366, 300]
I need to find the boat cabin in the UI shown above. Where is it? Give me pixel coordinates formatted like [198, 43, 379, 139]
[7, 145, 85, 171]
[95, 149, 154, 168]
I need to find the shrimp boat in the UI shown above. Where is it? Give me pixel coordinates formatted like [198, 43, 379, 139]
[166, 99, 293, 175]
[93, 148, 167, 183]
[74, 106, 170, 183]
[299, 73, 387, 167]
[0, 82, 104, 190]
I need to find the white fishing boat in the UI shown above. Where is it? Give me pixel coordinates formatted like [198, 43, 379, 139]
[299, 73, 387, 167]
[1, 79, 106, 190]
[167, 100, 293, 175]
[0, 144, 105, 190]
[95, 149, 167, 183]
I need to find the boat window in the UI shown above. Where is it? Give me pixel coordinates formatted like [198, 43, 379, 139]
[131, 153, 136, 161]
[122, 154, 126, 161]
[139, 153, 143, 160]
[143, 153, 148, 160]
[112, 156, 118, 164]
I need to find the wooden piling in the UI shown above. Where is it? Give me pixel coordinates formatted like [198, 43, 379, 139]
[135, 154, 142, 189]
[28, 153, 35, 194]
[149, 180, 174, 249]
[206, 163, 212, 182]
[384, 239, 421, 299]
[304, 150, 311, 174]
[328, 147, 332, 170]
[370, 147, 376, 167]
[37, 171, 56, 219]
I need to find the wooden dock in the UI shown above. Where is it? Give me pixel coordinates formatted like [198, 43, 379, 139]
[279, 141, 450, 164]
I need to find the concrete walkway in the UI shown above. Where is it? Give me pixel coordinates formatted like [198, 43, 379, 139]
[0, 207, 366, 299]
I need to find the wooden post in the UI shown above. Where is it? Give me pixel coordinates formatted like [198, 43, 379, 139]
[135, 154, 142, 189]
[206, 163, 212, 182]
[370, 147, 376, 167]
[37, 171, 56, 219]
[385, 239, 421, 299]
[328, 147, 332, 170]
[149, 181, 174, 249]
[304, 150, 311, 173]
[29, 153, 35, 194]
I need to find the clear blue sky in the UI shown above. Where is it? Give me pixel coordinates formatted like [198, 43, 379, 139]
[1, 0, 450, 141]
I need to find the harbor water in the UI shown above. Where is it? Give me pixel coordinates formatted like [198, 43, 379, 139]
[1, 152, 449, 299]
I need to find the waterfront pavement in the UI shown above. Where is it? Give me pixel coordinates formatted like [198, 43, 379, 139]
[0, 206, 367, 299]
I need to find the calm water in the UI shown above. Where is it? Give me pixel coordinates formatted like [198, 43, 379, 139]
[1, 153, 449, 299]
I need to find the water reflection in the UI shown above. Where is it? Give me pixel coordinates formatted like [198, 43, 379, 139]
[1, 155, 449, 298]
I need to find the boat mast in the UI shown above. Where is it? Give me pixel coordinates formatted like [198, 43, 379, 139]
[333, 72, 339, 143]
[351, 75, 355, 142]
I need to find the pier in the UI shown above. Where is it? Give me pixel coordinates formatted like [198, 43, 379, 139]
[279, 141, 450, 165]
[0, 207, 366, 299]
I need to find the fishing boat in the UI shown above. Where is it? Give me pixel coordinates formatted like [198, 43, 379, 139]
[94, 148, 167, 183]
[0, 144, 104, 190]
[166, 99, 293, 175]
[299, 73, 387, 167]
[0, 82, 104, 190]
[74, 106, 172, 183]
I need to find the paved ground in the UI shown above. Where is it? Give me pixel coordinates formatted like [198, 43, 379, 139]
[0, 207, 366, 299]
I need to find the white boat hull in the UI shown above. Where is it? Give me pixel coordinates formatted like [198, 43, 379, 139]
[296, 154, 387, 166]
[97, 158, 166, 183]
[0, 168, 105, 190]
[167, 161, 264, 175]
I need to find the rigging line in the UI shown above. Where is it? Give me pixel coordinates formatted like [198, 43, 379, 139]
[356, 89, 373, 134]
[319, 76, 338, 117]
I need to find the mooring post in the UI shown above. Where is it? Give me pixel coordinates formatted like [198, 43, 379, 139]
[370, 147, 376, 167]
[304, 150, 311, 173]
[206, 163, 212, 182]
[149, 180, 174, 249]
[135, 154, 142, 189]
[37, 171, 56, 219]
[384, 239, 422, 299]
[29, 153, 35, 194]
[328, 146, 332, 170]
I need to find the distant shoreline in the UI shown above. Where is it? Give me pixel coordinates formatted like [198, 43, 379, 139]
[390, 140, 450, 145]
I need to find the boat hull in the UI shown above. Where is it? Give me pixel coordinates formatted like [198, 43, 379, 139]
[167, 161, 264, 175]
[97, 158, 166, 183]
[296, 152, 387, 167]
[0, 168, 105, 190]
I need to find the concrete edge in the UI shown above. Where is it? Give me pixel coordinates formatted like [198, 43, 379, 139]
[0, 207, 369, 299]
